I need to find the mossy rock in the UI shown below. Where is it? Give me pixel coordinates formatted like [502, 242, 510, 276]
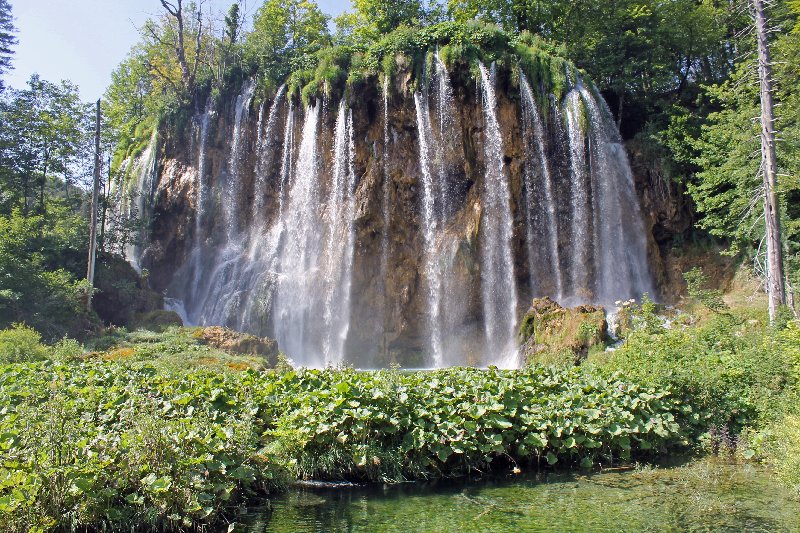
[195, 326, 279, 367]
[519, 297, 608, 366]
[128, 310, 183, 332]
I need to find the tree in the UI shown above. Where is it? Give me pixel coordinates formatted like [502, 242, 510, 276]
[352, 0, 425, 34]
[753, 0, 786, 321]
[691, 2, 800, 313]
[0, 75, 92, 215]
[140, 1, 212, 99]
[0, 0, 16, 90]
[245, 0, 330, 83]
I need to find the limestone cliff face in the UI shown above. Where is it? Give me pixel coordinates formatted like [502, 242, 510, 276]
[137, 67, 676, 366]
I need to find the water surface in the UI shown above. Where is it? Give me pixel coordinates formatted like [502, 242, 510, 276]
[242, 459, 799, 531]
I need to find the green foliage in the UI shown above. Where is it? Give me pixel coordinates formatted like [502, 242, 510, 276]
[0, 210, 96, 340]
[0, 75, 93, 215]
[352, 0, 425, 35]
[244, 0, 331, 91]
[0, 0, 15, 90]
[0, 353, 690, 529]
[0, 360, 288, 531]
[683, 267, 729, 314]
[690, 6, 800, 286]
[0, 324, 47, 363]
[596, 311, 795, 440]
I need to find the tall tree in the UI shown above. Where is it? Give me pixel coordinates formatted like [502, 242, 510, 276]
[245, 0, 329, 82]
[0, 0, 16, 90]
[352, 0, 425, 34]
[753, 0, 786, 321]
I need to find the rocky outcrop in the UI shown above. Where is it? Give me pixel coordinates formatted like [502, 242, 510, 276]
[518, 297, 608, 365]
[196, 326, 279, 366]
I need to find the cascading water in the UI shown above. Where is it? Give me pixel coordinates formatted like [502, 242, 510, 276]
[269, 101, 358, 366]
[125, 129, 158, 272]
[223, 78, 256, 238]
[321, 103, 357, 366]
[159, 63, 654, 369]
[414, 90, 444, 366]
[381, 76, 391, 355]
[580, 81, 654, 303]
[519, 72, 562, 300]
[272, 104, 322, 362]
[413, 56, 470, 367]
[477, 63, 519, 368]
[252, 84, 286, 238]
[564, 87, 593, 298]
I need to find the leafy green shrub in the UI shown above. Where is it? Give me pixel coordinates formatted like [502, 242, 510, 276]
[0, 324, 48, 363]
[0, 357, 689, 529]
[596, 312, 795, 440]
[259, 366, 685, 482]
[51, 337, 84, 362]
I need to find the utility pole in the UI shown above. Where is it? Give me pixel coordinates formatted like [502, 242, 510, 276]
[753, 0, 785, 322]
[86, 99, 101, 311]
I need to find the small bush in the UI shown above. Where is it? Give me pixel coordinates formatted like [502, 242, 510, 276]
[51, 337, 84, 362]
[0, 324, 48, 363]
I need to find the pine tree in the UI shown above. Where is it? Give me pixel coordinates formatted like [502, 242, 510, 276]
[0, 0, 16, 89]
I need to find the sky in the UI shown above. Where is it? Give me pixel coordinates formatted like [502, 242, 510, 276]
[6, 0, 350, 100]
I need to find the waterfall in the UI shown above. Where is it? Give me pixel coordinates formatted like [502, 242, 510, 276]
[187, 99, 214, 306]
[158, 64, 654, 370]
[580, 82, 654, 303]
[477, 63, 519, 368]
[252, 84, 286, 239]
[519, 72, 563, 300]
[414, 90, 444, 367]
[268, 101, 358, 366]
[381, 77, 391, 354]
[125, 128, 158, 273]
[223, 78, 256, 239]
[321, 103, 357, 366]
[564, 87, 592, 299]
[272, 104, 322, 363]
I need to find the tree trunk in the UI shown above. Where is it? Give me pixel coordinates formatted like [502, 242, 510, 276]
[86, 100, 101, 311]
[38, 149, 48, 213]
[753, 0, 786, 322]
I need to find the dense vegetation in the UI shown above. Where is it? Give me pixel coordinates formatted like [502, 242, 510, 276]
[0, 0, 800, 530]
[1, 296, 798, 530]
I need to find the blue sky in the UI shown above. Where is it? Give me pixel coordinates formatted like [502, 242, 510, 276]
[7, 0, 350, 100]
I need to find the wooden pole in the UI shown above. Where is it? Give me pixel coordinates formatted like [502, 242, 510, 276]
[753, 0, 785, 322]
[86, 99, 101, 311]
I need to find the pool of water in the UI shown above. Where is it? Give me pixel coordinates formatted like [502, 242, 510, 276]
[241, 458, 799, 531]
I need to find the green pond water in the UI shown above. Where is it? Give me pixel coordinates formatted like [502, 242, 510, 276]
[241, 458, 799, 532]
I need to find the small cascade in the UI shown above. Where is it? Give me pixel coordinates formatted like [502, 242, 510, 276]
[563, 87, 592, 299]
[126, 129, 159, 272]
[185, 100, 214, 307]
[580, 82, 654, 303]
[222, 78, 256, 239]
[321, 103, 357, 366]
[477, 63, 519, 367]
[414, 90, 444, 366]
[381, 77, 390, 334]
[519, 72, 563, 300]
[252, 83, 286, 238]
[272, 104, 322, 363]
